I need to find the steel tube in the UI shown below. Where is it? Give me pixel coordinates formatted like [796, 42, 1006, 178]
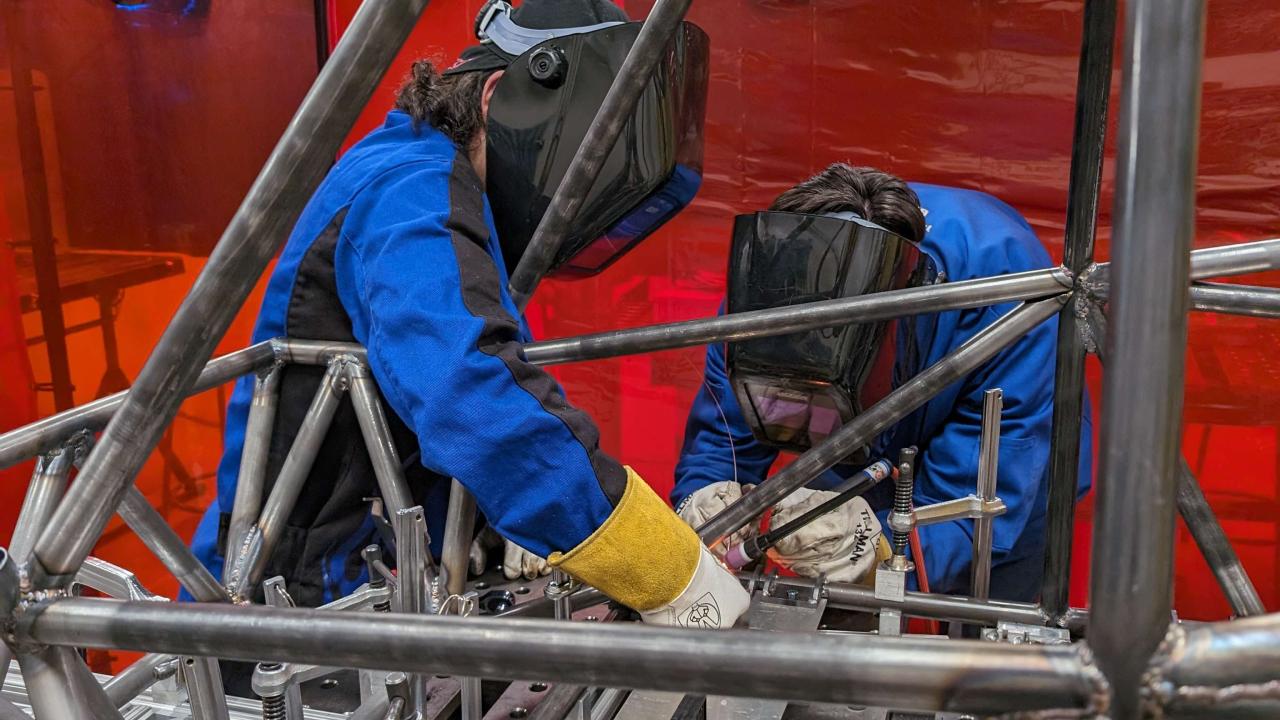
[440, 481, 477, 597]
[9, 445, 77, 562]
[181, 656, 230, 720]
[25, 0, 433, 590]
[271, 338, 367, 367]
[1040, 0, 1116, 622]
[1189, 238, 1280, 281]
[118, 486, 230, 603]
[17, 598, 1099, 716]
[523, 269, 1068, 366]
[697, 296, 1065, 545]
[224, 365, 282, 580]
[0, 342, 276, 471]
[1090, 1, 1205, 716]
[971, 389, 1002, 601]
[777, 574, 1050, 627]
[1176, 461, 1266, 617]
[1152, 613, 1280, 718]
[102, 653, 177, 708]
[1190, 282, 1280, 319]
[17, 645, 126, 720]
[393, 506, 430, 716]
[347, 363, 414, 516]
[243, 360, 348, 589]
[507, 0, 695, 309]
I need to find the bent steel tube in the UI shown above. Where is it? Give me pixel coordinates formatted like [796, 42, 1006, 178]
[696, 296, 1066, 546]
[508, 0, 695, 309]
[0, 341, 276, 471]
[25, 0, 434, 590]
[16, 598, 1100, 716]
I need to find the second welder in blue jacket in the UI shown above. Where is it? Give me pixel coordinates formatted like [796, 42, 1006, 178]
[672, 180, 1093, 603]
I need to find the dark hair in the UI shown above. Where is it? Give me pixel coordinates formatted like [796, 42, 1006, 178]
[769, 164, 926, 243]
[394, 60, 497, 151]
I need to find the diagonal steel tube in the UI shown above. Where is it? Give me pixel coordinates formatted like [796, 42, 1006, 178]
[24, 0, 434, 590]
[1175, 460, 1266, 617]
[696, 295, 1067, 546]
[102, 653, 177, 708]
[507, 0, 695, 310]
[523, 269, 1068, 365]
[1076, 300, 1265, 620]
[1040, 0, 1116, 623]
[18, 645, 125, 720]
[238, 360, 349, 593]
[1089, 0, 1205, 715]
[15, 598, 1101, 716]
[117, 487, 230, 603]
[347, 362, 414, 516]
[224, 364, 282, 581]
[9, 442, 79, 563]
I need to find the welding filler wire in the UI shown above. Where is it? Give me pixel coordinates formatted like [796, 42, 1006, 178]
[720, 458, 896, 570]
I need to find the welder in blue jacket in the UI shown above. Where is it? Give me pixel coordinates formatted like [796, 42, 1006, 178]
[189, 0, 747, 628]
[673, 164, 1092, 602]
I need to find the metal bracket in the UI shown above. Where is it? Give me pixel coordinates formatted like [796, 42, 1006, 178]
[981, 621, 1071, 646]
[912, 495, 1007, 527]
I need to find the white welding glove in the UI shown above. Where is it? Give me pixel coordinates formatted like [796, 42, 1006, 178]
[674, 481, 757, 558]
[639, 544, 751, 629]
[502, 539, 551, 581]
[766, 488, 885, 585]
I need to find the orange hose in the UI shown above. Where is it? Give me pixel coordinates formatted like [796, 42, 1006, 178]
[908, 527, 940, 635]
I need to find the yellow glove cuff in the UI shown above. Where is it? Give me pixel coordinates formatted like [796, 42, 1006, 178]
[548, 466, 700, 612]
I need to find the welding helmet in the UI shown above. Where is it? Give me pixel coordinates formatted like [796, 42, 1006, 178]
[726, 211, 940, 460]
[469, 1, 710, 277]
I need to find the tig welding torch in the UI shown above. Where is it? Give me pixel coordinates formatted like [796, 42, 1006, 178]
[720, 458, 896, 570]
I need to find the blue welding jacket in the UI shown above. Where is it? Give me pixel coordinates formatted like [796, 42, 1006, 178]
[672, 183, 1093, 602]
[187, 111, 632, 604]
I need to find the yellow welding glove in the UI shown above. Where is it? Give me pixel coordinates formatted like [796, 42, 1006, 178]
[549, 466, 750, 629]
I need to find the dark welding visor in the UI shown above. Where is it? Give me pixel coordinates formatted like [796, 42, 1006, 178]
[726, 211, 940, 457]
[485, 21, 709, 278]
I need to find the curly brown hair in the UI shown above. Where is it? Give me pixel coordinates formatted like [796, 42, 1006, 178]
[394, 61, 498, 151]
[770, 163, 926, 243]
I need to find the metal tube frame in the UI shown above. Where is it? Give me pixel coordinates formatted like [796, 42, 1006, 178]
[2, 0, 1280, 713]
